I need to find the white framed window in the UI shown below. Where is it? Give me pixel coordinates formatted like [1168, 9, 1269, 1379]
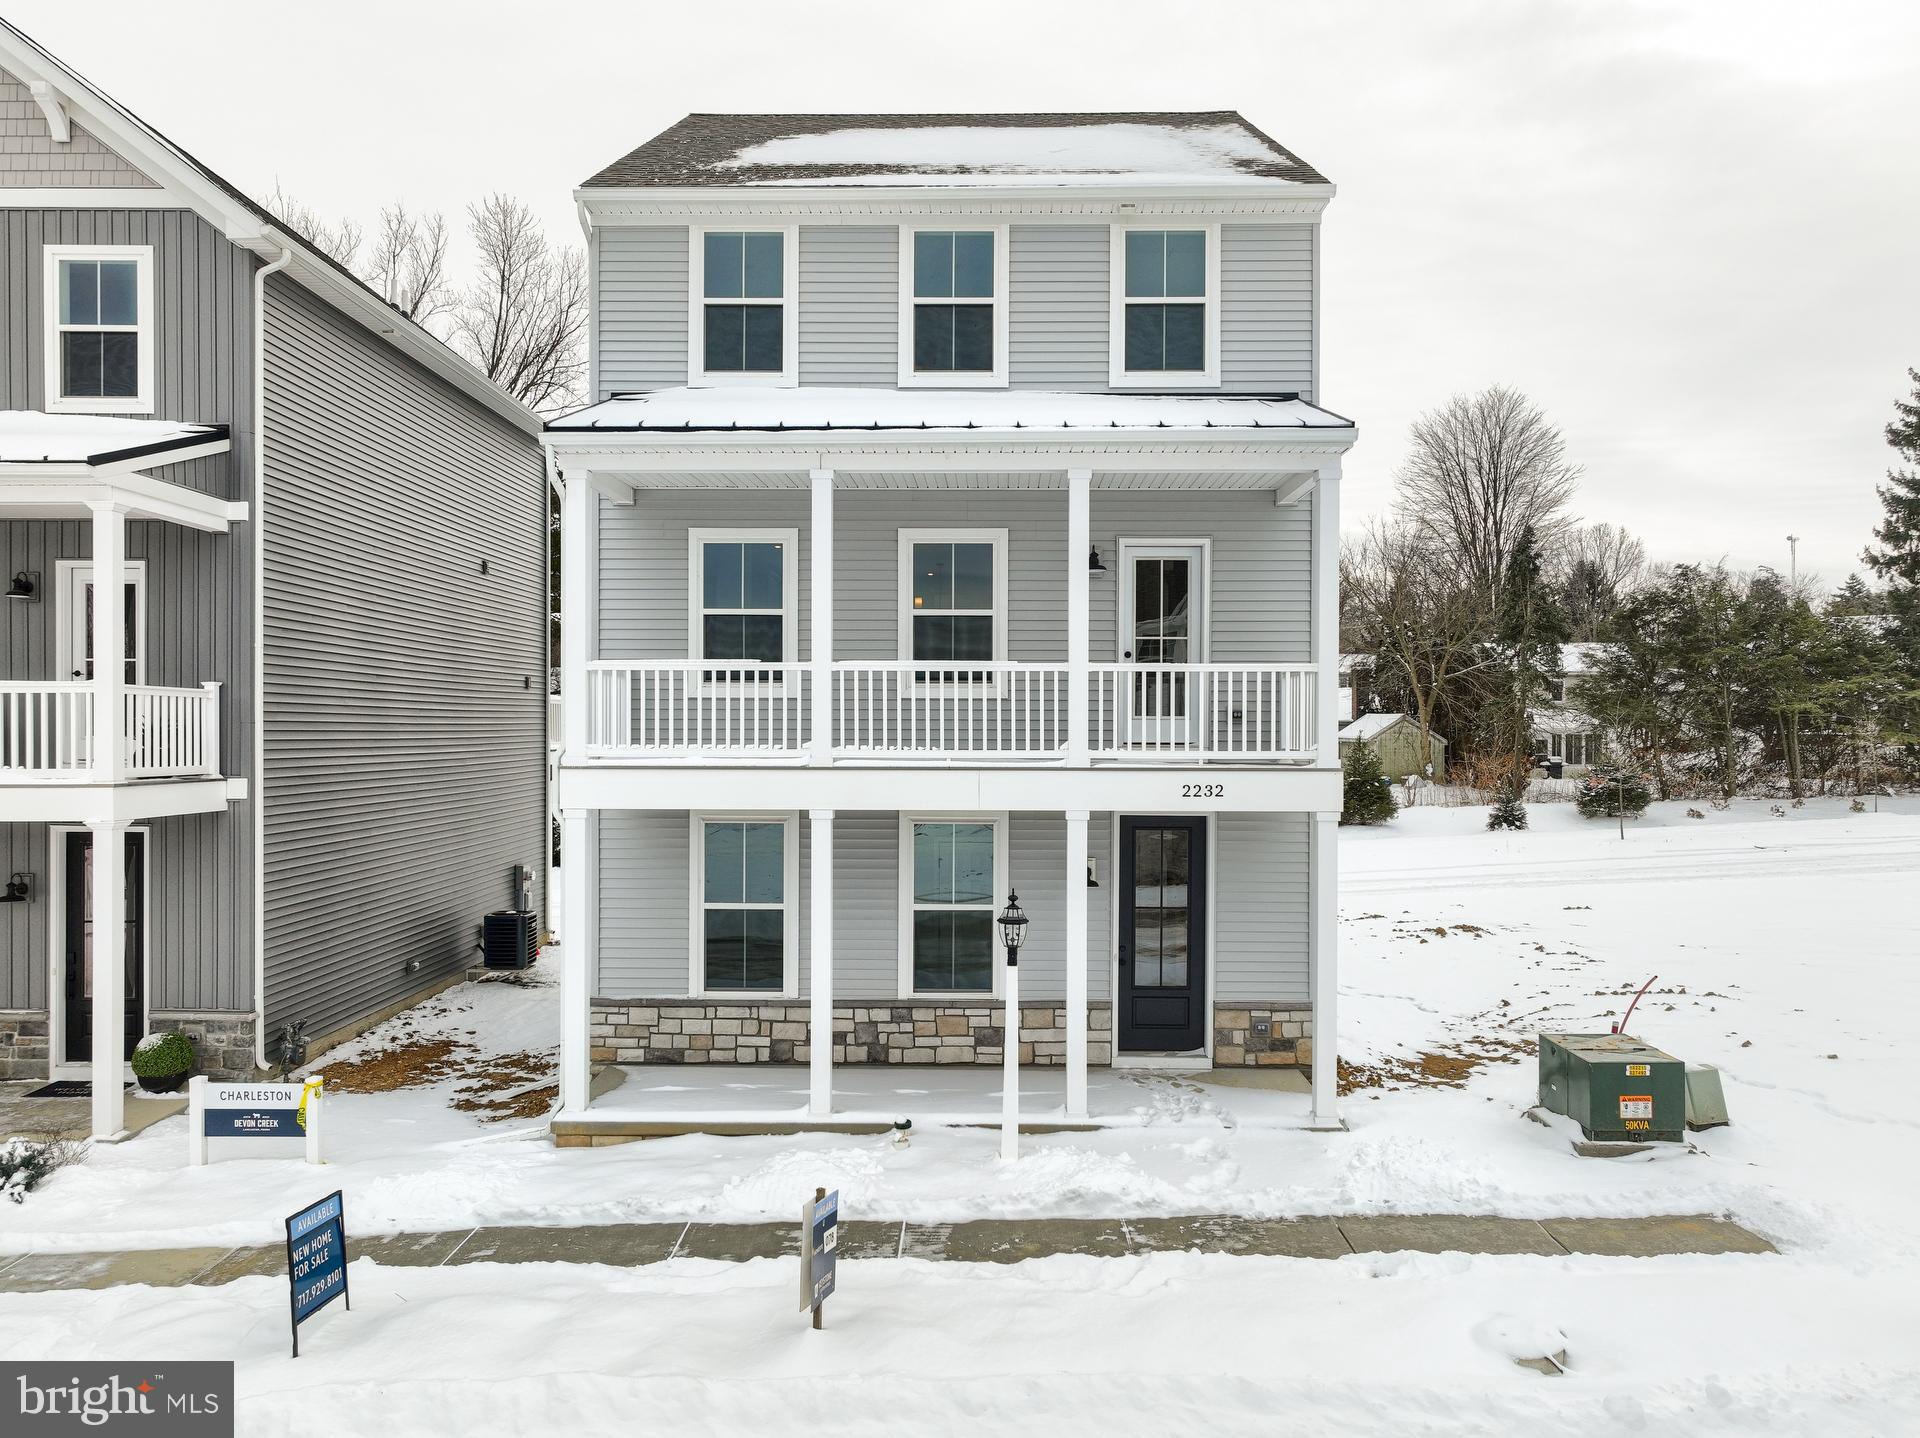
[897, 528, 1007, 682]
[691, 813, 800, 996]
[689, 528, 799, 674]
[1108, 224, 1219, 388]
[44, 245, 155, 414]
[898, 814, 1007, 998]
[897, 225, 1009, 388]
[687, 226, 798, 387]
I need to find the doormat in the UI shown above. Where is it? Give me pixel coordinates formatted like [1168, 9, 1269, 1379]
[21, 1081, 91, 1099]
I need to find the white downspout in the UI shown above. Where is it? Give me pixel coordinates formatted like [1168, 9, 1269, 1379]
[251, 241, 294, 1072]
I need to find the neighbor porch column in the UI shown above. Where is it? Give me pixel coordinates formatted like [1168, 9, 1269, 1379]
[1066, 468, 1091, 765]
[1308, 809, 1341, 1129]
[88, 817, 130, 1140]
[89, 500, 129, 781]
[558, 806, 595, 1114]
[1064, 809, 1090, 1119]
[558, 470, 595, 760]
[809, 808, 834, 1117]
[809, 470, 834, 766]
[1311, 461, 1341, 765]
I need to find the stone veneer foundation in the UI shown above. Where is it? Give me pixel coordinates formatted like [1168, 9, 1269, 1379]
[0, 1011, 50, 1079]
[148, 1011, 259, 1080]
[591, 1000, 1114, 1066]
[1212, 1006, 1314, 1067]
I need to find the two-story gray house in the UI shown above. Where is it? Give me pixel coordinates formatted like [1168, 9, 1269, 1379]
[0, 22, 549, 1141]
[545, 113, 1354, 1142]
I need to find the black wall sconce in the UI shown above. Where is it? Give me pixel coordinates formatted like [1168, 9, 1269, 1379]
[2, 873, 31, 903]
[1088, 546, 1109, 574]
[7, 571, 38, 602]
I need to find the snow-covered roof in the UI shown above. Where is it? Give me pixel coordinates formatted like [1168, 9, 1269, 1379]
[1528, 705, 1600, 737]
[548, 387, 1353, 436]
[583, 112, 1326, 189]
[0, 411, 229, 467]
[1339, 713, 1411, 742]
[1559, 643, 1612, 676]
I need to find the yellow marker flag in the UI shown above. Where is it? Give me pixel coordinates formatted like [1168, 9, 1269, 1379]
[297, 1076, 324, 1131]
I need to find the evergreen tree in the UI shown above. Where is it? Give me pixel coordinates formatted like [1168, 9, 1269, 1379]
[1340, 742, 1397, 826]
[1577, 762, 1652, 819]
[1864, 368, 1920, 590]
[1827, 574, 1881, 617]
[1491, 524, 1571, 769]
[1487, 790, 1528, 830]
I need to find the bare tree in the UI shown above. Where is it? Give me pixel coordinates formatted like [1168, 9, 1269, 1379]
[450, 194, 587, 414]
[363, 203, 452, 326]
[265, 183, 362, 268]
[1554, 521, 1647, 640]
[1394, 386, 1582, 598]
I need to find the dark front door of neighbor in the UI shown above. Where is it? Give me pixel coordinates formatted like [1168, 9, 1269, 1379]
[63, 830, 146, 1066]
[1118, 816, 1207, 1053]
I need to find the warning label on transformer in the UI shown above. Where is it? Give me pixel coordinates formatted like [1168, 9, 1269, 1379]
[1619, 1095, 1654, 1120]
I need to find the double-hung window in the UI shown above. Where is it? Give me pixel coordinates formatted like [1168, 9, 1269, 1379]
[45, 245, 155, 413]
[691, 227, 797, 385]
[690, 528, 798, 677]
[694, 815, 797, 995]
[899, 226, 1007, 386]
[900, 816, 1004, 997]
[1110, 225, 1218, 387]
[898, 528, 1006, 683]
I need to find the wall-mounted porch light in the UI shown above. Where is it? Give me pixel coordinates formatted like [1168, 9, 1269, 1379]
[1088, 546, 1108, 574]
[7, 571, 37, 602]
[2, 873, 31, 903]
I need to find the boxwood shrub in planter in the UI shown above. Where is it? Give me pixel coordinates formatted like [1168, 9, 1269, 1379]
[130, 1031, 195, 1093]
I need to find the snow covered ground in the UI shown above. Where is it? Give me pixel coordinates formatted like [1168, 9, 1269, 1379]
[4, 796, 1919, 1434]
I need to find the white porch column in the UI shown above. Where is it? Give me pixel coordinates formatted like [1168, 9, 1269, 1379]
[1310, 461, 1341, 765]
[1064, 809, 1090, 1119]
[88, 817, 130, 1140]
[1065, 469, 1091, 765]
[808, 808, 834, 1116]
[89, 501, 129, 781]
[809, 470, 834, 766]
[559, 471, 595, 760]
[558, 806, 595, 1114]
[1308, 809, 1341, 1129]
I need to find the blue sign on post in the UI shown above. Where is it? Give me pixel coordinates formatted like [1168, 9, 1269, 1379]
[284, 1190, 350, 1357]
[800, 1187, 838, 1327]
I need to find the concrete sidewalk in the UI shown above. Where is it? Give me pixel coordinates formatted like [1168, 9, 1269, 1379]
[0, 1213, 1774, 1293]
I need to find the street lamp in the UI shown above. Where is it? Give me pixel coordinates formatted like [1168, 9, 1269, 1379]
[997, 890, 1029, 1161]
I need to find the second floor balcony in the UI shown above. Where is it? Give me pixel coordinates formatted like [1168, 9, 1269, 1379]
[1, 680, 223, 782]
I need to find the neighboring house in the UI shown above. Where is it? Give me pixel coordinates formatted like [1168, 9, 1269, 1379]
[1337, 713, 1446, 781]
[0, 23, 549, 1141]
[546, 112, 1355, 1140]
[1529, 642, 1609, 774]
[1336, 653, 1373, 725]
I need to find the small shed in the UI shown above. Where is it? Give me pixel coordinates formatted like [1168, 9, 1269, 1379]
[1338, 712, 1448, 782]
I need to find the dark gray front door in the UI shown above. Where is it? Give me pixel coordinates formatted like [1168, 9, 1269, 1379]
[1117, 816, 1207, 1052]
[62, 830, 146, 1066]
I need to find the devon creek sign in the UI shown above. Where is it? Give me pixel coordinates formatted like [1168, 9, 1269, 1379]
[187, 1077, 325, 1165]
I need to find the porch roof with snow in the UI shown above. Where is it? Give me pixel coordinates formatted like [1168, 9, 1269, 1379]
[0, 411, 229, 470]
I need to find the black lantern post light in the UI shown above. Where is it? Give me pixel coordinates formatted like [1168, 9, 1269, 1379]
[996, 890, 1029, 1161]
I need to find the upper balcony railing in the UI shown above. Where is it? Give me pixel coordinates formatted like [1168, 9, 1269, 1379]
[580, 661, 1316, 765]
[0, 681, 223, 782]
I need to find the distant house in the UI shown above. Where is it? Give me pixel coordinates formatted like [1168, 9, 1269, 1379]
[1338, 713, 1446, 781]
[1528, 643, 1609, 774]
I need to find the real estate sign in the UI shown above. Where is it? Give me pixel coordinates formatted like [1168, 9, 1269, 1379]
[284, 1190, 350, 1358]
[188, 1077, 325, 1165]
[800, 1188, 838, 1323]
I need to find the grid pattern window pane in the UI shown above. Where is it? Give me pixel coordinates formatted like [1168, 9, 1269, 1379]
[1122, 231, 1205, 373]
[911, 822, 996, 992]
[703, 821, 785, 991]
[56, 258, 141, 399]
[701, 541, 785, 665]
[912, 231, 994, 373]
[908, 541, 995, 667]
[703, 232, 783, 372]
[1131, 826, 1191, 989]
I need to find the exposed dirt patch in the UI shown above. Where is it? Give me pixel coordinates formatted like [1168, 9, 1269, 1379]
[1339, 1034, 1533, 1095]
[316, 1037, 557, 1122]
[450, 1050, 559, 1121]
[316, 1038, 470, 1093]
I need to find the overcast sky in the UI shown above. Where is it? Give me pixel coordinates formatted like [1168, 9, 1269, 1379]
[15, 0, 1917, 588]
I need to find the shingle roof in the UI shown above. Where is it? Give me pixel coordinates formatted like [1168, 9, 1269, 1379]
[582, 111, 1328, 189]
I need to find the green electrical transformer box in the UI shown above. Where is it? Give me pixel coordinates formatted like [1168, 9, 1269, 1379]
[1538, 1033, 1686, 1143]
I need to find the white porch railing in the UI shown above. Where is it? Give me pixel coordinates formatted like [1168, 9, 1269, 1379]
[1090, 664, 1316, 761]
[833, 662, 1068, 760]
[1, 681, 221, 780]
[583, 662, 811, 757]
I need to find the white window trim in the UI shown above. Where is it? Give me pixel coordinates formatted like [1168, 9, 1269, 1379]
[688, 527, 801, 682]
[896, 527, 1009, 693]
[897, 813, 1009, 1001]
[1107, 222, 1221, 389]
[896, 224, 1010, 389]
[690, 812, 801, 999]
[43, 244, 156, 415]
[686, 224, 799, 388]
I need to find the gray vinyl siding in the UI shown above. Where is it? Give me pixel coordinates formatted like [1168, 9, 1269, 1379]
[1008, 224, 1107, 389]
[594, 225, 688, 397]
[0, 823, 49, 1010]
[1220, 224, 1313, 395]
[593, 810, 1111, 1001]
[799, 227, 896, 386]
[0, 68, 158, 188]
[1213, 811, 1310, 1003]
[260, 276, 546, 1042]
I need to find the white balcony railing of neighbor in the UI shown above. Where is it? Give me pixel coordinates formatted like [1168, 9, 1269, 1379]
[833, 662, 1069, 760]
[583, 662, 812, 757]
[0, 681, 222, 781]
[1089, 664, 1317, 761]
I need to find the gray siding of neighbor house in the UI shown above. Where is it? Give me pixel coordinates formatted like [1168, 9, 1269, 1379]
[260, 276, 546, 1044]
[592, 221, 1315, 400]
[594, 809, 1115, 1002]
[0, 204, 257, 1017]
[0, 67, 158, 188]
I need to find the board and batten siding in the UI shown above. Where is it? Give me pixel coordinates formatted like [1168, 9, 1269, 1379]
[590, 221, 1316, 400]
[0, 67, 157, 188]
[594, 810, 1112, 1002]
[259, 276, 546, 1043]
[1212, 811, 1310, 1004]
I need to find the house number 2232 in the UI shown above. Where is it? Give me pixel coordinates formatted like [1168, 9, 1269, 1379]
[1181, 783, 1224, 799]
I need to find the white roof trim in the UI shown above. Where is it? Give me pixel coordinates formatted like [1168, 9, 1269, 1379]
[578, 184, 1332, 228]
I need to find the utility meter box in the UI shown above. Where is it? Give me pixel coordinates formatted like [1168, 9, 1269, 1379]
[1538, 1033, 1685, 1143]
